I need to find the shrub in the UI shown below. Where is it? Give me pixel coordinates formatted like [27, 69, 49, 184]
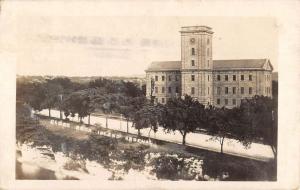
[63, 158, 88, 173]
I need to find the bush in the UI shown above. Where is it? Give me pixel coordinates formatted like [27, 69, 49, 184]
[63, 158, 88, 173]
[152, 155, 184, 180]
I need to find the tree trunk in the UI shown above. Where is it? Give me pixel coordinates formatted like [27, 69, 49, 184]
[126, 119, 129, 133]
[182, 131, 187, 145]
[148, 127, 152, 139]
[88, 114, 91, 125]
[220, 136, 225, 154]
[138, 128, 141, 136]
[59, 109, 62, 120]
[48, 108, 51, 117]
[106, 116, 108, 128]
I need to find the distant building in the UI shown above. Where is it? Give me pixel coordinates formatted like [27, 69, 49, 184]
[145, 26, 273, 108]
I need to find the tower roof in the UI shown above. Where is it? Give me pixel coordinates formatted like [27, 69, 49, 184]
[180, 26, 213, 34]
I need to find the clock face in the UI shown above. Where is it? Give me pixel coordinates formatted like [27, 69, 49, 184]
[190, 38, 195, 44]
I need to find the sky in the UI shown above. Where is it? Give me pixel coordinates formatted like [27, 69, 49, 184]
[0, 1, 278, 77]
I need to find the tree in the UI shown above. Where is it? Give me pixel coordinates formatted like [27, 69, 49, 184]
[42, 82, 63, 117]
[159, 95, 206, 145]
[62, 90, 96, 124]
[206, 106, 251, 154]
[239, 95, 277, 157]
[118, 96, 147, 134]
[133, 103, 162, 138]
[93, 93, 120, 128]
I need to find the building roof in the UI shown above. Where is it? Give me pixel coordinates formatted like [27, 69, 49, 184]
[145, 59, 273, 72]
[145, 61, 181, 72]
[213, 59, 273, 71]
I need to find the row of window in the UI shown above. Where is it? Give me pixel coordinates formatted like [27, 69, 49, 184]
[156, 97, 236, 106]
[216, 98, 237, 105]
[190, 60, 210, 67]
[191, 48, 210, 56]
[191, 74, 211, 81]
[154, 75, 180, 82]
[154, 86, 270, 96]
[217, 74, 252, 81]
[217, 87, 253, 95]
[265, 75, 271, 82]
[189, 74, 253, 82]
[265, 87, 271, 94]
[190, 87, 210, 95]
[154, 86, 180, 94]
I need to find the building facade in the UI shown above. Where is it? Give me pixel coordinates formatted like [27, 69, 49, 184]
[145, 26, 273, 108]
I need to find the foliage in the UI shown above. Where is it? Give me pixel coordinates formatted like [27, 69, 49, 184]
[63, 157, 89, 173]
[239, 95, 277, 154]
[133, 103, 162, 136]
[159, 95, 206, 145]
[205, 106, 253, 153]
[151, 154, 203, 180]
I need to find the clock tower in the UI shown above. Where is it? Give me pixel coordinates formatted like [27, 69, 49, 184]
[180, 26, 214, 105]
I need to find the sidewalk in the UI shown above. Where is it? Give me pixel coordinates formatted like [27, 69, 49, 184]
[39, 109, 274, 162]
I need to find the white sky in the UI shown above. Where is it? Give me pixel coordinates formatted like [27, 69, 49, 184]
[0, 1, 278, 76]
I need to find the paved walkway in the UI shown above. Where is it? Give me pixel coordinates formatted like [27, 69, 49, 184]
[39, 110, 274, 162]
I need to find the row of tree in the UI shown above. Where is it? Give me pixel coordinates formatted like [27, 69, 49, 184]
[131, 95, 277, 156]
[17, 76, 277, 156]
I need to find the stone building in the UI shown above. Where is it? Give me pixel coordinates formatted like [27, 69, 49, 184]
[145, 26, 273, 108]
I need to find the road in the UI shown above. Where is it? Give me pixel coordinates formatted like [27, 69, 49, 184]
[38, 109, 274, 162]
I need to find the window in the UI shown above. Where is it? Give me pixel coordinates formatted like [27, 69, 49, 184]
[208, 87, 210, 95]
[155, 87, 158, 93]
[233, 75, 236, 81]
[168, 87, 171, 93]
[155, 98, 158, 103]
[191, 75, 195, 81]
[217, 75, 221, 81]
[241, 75, 244, 81]
[207, 48, 209, 56]
[241, 87, 244, 94]
[225, 99, 228, 105]
[207, 60, 210, 67]
[162, 98, 165, 104]
[168, 75, 172, 81]
[155, 76, 158, 81]
[249, 87, 252, 94]
[175, 75, 179, 81]
[233, 87, 236, 94]
[162, 87, 165, 93]
[191, 87, 195, 95]
[217, 87, 221, 95]
[225, 87, 229, 94]
[191, 48, 195, 55]
[162, 76, 165, 81]
[208, 75, 210, 81]
[249, 75, 252, 81]
[225, 75, 228, 81]
[232, 99, 236, 105]
[217, 99, 220, 105]
[207, 38, 210, 44]
[175, 86, 179, 93]
[191, 60, 195, 66]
